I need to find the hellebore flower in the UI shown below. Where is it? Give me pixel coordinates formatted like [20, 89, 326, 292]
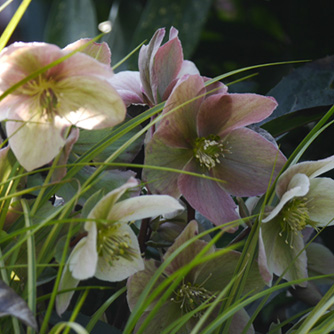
[127, 220, 264, 334]
[109, 27, 199, 107]
[260, 156, 334, 285]
[0, 39, 126, 171]
[143, 74, 286, 225]
[56, 177, 184, 315]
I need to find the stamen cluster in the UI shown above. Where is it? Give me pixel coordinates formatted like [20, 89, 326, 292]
[193, 134, 231, 170]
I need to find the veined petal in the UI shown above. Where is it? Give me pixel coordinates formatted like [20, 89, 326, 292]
[86, 177, 138, 224]
[57, 76, 126, 129]
[63, 39, 111, 65]
[95, 223, 144, 281]
[108, 71, 145, 106]
[139, 28, 165, 103]
[156, 74, 205, 148]
[212, 127, 286, 197]
[276, 156, 334, 198]
[307, 177, 334, 226]
[69, 227, 98, 280]
[56, 257, 80, 316]
[178, 160, 239, 226]
[177, 60, 200, 79]
[143, 136, 193, 197]
[5, 104, 67, 171]
[197, 93, 277, 137]
[262, 173, 310, 223]
[151, 34, 183, 103]
[107, 195, 184, 222]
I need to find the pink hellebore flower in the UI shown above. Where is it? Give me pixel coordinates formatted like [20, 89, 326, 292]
[109, 27, 199, 107]
[56, 177, 184, 315]
[260, 156, 334, 285]
[0, 39, 126, 171]
[143, 74, 286, 226]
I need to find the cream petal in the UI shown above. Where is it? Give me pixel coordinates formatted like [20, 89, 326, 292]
[57, 76, 126, 129]
[94, 223, 144, 281]
[107, 195, 184, 223]
[69, 227, 98, 280]
[262, 173, 310, 223]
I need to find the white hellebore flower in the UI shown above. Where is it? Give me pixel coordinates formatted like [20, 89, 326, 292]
[0, 39, 126, 171]
[56, 177, 184, 315]
[260, 156, 334, 284]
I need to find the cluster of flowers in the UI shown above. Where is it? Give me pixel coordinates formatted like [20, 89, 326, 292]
[1, 27, 334, 333]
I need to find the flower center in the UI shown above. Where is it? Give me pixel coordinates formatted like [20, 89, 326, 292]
[39, 88, 59, 118]
[278, 197, 316, 248]
[193, 135, 231, 170]
[97, 223, 138, 264]
[171, 281, 216, 317]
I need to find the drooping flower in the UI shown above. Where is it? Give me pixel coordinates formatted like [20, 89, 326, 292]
[109, 27, 199, 107]
[143, 74, 286, 225]
[260, 156, 334, 285]
[127, 220, 264, 334]
[0, 39, 126, 171]
[56, 177, 184, 315]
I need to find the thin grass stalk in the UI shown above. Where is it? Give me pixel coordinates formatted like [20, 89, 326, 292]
[21, 199, 36, 334]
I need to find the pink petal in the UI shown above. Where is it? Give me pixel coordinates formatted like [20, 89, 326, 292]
[178, 160, 239, 226]
[212, 127, 286, 196]
[197, 93, 278, 137]
[63, 38, 111, 65]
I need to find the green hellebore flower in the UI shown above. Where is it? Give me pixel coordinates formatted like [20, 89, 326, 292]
[56, 177, 184, 315]
[260, 156, 334, 285]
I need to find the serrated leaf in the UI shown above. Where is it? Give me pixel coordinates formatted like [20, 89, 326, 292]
[44, 0, 98, 47]
[0, 279, 37, 330]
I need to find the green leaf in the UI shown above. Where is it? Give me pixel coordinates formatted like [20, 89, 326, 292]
[0, 279, 37, 330]
[44, 0, 98, 47]
[264, 56, 334, 123]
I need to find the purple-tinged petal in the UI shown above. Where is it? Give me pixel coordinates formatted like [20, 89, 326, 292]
[262, 173, 310, 223]
[177, 60, 200, 79]
[156, 74, 205, 148]
[151, 34, 183, 103]
[212, 127, 286, 196]
[95, 223, 144, 282]
[276, 156, 334, 198]
[127, 259, 163, 311]
[109, 71, 145, 106]
[143, 135, 193, 197]
[58, 75, 126, 129]
[63, 38, 111, 65]
[261, 219, 308, 286]
[139, 28, 165, 103]
[203, 77, 228, 96]
[108, 195, 184, 223]
[163, 220, 212, 280]
[307, 178, 334, 226]
[5, 105, 67, 171]
[178, 160, 239, 226]
[197, 93, 277, 137]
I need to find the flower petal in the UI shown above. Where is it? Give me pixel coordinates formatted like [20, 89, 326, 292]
[5, 104, 67, 171]
[63, 39, 111, 65]
[178, 161, 239, 226]
[307, 177, 334, 226]
[276, 156, 334, 198]
[156, 74, 205, 148]
[212, 127, 286, 197]
[57, 75, 126, 129]
[262, 173, 310, 223]
[261, 219, 308, 286]
[197, 93, 277, 137]
[69, 230, 98, 280]
[108, 195, 184, 222]
[109, 71, 145, 106]
[56, 257, 80, 316]
[94, 223, 144, 281]
[143, 136, 193, 197]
